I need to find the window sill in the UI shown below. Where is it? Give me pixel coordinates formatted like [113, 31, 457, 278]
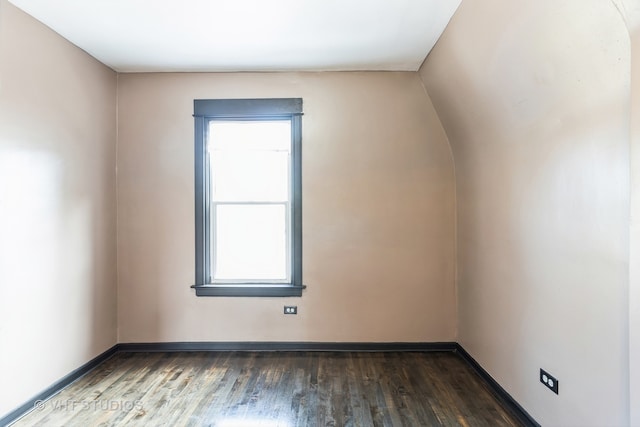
[191, 284, 305, 297]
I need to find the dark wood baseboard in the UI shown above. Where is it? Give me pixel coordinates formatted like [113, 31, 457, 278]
[0, 345, 120, 427]
[116, 341, 458, 352]
[1, 341, 539, 427]
[455, 344, 540, 427]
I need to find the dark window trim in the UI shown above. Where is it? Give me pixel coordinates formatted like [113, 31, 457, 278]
[194, 98, 302, 117]
[192, 98, 304, 297]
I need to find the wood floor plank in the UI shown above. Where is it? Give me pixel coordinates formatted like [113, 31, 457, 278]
[12, 351, 525, 427]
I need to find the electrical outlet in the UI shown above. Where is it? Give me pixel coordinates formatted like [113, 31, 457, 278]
[284, 306, 297, 315]
[540, 369, 559, 394]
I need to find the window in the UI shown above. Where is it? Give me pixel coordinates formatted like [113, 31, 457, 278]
[193, 98, 303, 297]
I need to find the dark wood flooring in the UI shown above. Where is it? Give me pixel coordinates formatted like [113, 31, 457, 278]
[12, 351, 523, 426]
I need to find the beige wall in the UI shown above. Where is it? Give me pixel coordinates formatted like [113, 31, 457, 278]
[0, 0, 117, 416]
[619, 1, 640, 423]
[631, 25, 640, 424]
[628, 6, 640, 424]
[116, 72, 456, 343]
[419, 0, 630, 425]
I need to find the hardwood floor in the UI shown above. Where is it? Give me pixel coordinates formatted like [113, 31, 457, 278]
[12, 351, 524, 426]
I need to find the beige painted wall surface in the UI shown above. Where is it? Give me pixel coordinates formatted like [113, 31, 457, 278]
[420, 0, 630, 425]
[116, 72, 456, 343]
[629, 13, 640, 426]
[619, 1, 640, 423]
[631, 27, 640, 425]
[0, 1, 117, 416]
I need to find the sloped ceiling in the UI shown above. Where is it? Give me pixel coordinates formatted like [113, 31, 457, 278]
[7, 0, 461, 72]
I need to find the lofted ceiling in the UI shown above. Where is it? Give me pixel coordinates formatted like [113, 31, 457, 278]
[7, 0, 460, 72]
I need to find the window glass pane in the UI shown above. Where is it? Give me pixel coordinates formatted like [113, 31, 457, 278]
[211, 150, 289, 202]
[209, 121, 291, 202]
[210, 121, 290, 151]
[214, 204, 288, 281]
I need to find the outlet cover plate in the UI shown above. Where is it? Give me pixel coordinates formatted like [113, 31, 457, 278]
[540, 368, 559, 394]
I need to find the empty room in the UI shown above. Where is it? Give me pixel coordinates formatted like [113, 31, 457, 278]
[1, 0, 639, 425]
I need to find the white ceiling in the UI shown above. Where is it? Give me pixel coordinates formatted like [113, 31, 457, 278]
[8, 0, 460, 73]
